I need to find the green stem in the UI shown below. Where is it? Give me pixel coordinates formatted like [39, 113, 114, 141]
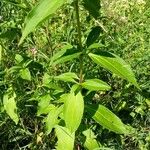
[74, 0, 83, 83]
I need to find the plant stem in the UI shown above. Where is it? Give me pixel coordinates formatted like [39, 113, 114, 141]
[74, 0, 83, 83]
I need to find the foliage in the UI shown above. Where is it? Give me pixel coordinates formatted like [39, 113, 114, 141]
[0, 0, 149, 149]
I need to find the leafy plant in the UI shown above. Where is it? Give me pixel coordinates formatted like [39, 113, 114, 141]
[13, 0, 140, 149]
[1, 0, 149, 149]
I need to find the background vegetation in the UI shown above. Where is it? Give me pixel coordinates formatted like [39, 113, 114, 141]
[0, 0, 150, 149]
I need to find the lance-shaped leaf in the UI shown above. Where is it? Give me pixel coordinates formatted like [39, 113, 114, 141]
[86, 105, 127, 134]
[89, 52, 139, 88]
[55, 126, 75, 150]
[64, 92, 84, 133]
[19, 0, 66, 45]
[3, 93, 19, 124]
[86, 26, 102, 47]
[54, 72, 79, 83]
[50, 44, 81, 65]
[81, 79, 111, 91]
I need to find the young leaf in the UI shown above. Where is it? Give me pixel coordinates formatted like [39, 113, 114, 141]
[83, 0, 101, 19]
[42, 73, 52, 85]
[86, 105, 127, 134]
[89, 52, 139, 88]
[43, 82, 64, 91]
[45, 106, 63, 135]
[15, 54, 24, 64]
[64, 92, 84, 133]
[37, 94, 53, 116]
[54, 72, 79, 83]
[19, 68, 31, 81]
[81, 79, 111, 91]
[3, 93, 19, 124]
[55, 126, 75, 150]
[19, 0, 66, 45]
[83, 129, 100, 150]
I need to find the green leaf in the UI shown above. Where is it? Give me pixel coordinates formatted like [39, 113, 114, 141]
[3, 93, 19, 124]
[54, 72, 79, 83]
[89, 52, 139, 88]
[15, 54, 24, 64]
[83, 0, 101, 19]
[84, 139, 100, 149]
[19, 0, 66, 45]
[45, 106, 63, 135]
[37, 94, 53, 116]
[87, 43, 104, 50]
[83, 129, 100, 150]
[51, 44, 73, 62]
[19, 68, 31, 81]
[55, 126, 75, 150]
[86, 26, 102, 47]
[53, 52, 81, 65]
[7, 66, 22, 74]
[51, 44, 81, 65]
[64, 92, 84, 133]
[86, 105, 127, 134]
[42, 74, 63, 91]
[43, 73, 52, 85]
[81, 79, 111, 91]
[43, 82, 64, 91]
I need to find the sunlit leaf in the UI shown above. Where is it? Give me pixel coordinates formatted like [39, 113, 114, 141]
[3, 93, 19, 124]
[45, 106, 63, 135]
[83, 129, 100, 150]
[87, 43, 104, 50]
[53, 52, 81, 65]
[55, 126, 75, 150]
[43, 73, 52, 85]
[19, 68, 31, 81]
[51, 44, 73, 63]
[86, 104, 127, 134]
[81, 79, 111, 91]
[54, 72, 79, 83]
[89, 52, 139, 88]
[15, 54, 24, 64]
[37, 94, 53, 116]
[64, 92, 84, 133]
[19, 0, 66, 45]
